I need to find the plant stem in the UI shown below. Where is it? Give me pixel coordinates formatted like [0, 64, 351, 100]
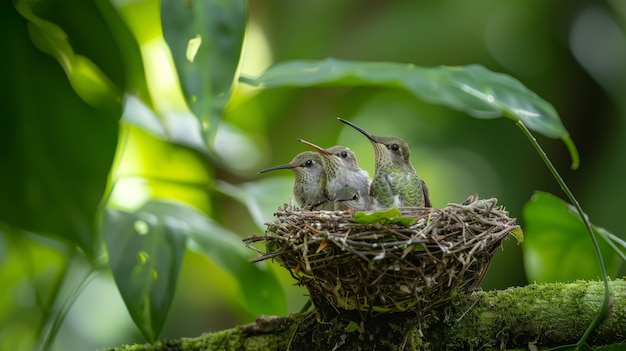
[595, 228, 626, 266]
[516, 121, 610, 350]
[38, 256, 97, 351]
[33, 244, 69, 348]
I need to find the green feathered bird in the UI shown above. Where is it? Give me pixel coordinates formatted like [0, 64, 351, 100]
[339, 118, 431, 209]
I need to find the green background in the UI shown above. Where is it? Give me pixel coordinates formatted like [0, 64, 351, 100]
[1, 1, 625, 350]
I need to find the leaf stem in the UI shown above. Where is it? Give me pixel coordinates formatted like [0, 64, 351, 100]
[516, 121, 610, 350]
[595, 228, 626, 265]
[38, 256, 97, 351]
[33, 245, 69, 348]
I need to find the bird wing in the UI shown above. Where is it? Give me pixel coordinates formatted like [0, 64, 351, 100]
[421, 179, 432, 207]
[373, 172, 395, 207]
[392, 172, 419, 207]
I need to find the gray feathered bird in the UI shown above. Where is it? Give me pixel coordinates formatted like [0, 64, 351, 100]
[258, 151, 333, 210]
[298, 139, 373, 211]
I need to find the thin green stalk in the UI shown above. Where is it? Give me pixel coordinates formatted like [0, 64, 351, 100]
[603, 230, 626, 249]
[32, 245, 70, 346]
[38, 259, 97, 351]
[299, 299, 312, 313]
[3, 227, 72, 347]
[596, 228, 626, 266]
[516, 121, 610, 350]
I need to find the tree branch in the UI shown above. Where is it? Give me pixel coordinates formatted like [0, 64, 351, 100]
[103, 279, 626, 351]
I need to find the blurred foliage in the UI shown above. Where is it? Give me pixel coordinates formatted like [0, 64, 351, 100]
[1, 0, 625, 350]
[523, 192, 622, 283]
[1, 0, 280, 349]
[1, 0, 120, 261]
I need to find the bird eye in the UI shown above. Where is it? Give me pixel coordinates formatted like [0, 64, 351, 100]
[340, 151, 348, 158]
[304, 160, 313, 167]
[390, 144, 400, 152]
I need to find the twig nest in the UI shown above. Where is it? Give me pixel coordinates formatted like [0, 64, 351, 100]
[245, 198, 521, 315]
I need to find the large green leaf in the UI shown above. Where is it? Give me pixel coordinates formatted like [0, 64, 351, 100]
[0, 2, 120, 259]
[103, 200, 285, 340]
[240, 58, 579, 168]
[161, 0, 246, 143]
[522, 192, 621, 283]
[104, 201, 188, 342]
[149, 200, 285, 316]
[184, 215, 285, 317]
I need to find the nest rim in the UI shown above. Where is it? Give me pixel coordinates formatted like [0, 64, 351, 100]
[246, 198, 520, 314]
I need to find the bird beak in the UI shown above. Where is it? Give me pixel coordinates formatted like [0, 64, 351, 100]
[337, 118, 377, 143]
[258, 163, 294, 173]
[298, 139, 332, 155]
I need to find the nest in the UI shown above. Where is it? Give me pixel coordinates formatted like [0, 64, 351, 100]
[245, 198, 520, 315]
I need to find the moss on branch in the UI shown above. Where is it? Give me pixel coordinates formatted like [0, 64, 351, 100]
[103, 279, 626, 351]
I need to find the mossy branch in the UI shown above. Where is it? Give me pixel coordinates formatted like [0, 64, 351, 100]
[104, 279, 626, 351]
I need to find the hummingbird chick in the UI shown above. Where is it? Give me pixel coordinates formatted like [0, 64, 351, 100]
[338, 118, 431, 208]
[258, 151, 333, 210]
[298, 139, 372, 211]
[332, 185, 375, 211]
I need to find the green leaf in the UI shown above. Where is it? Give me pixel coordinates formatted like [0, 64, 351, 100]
[351, 208, 415, 226]
[0, 3, 119, 259]
[191, 224, 285, 316]
[241, 58, 579, 168]
[104, 202, 188, 342]
[16, 0, 121, 108]
[522, 192, 619, 283]
[138, 200, 285, 316]
[162, 0, 246, 143]
[344, 320, 360, 333]
[510, 228, 524, 244]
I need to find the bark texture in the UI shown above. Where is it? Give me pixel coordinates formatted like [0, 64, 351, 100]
[103, 279, 626, 351]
